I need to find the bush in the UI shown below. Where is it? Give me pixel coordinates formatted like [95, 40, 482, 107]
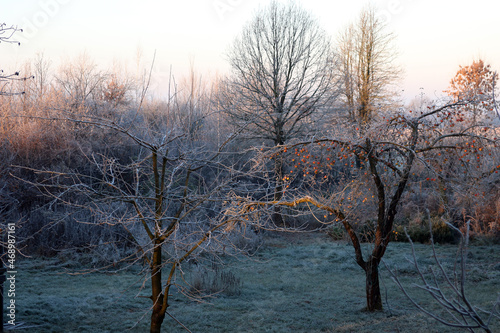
[431, 220, 458, 244]
[188, 262, 242, 297]
[391, 218, 459, 244]
[391, 224, 430, 243]
[325, 224, 346, 241]
[15, 204, 135, 259]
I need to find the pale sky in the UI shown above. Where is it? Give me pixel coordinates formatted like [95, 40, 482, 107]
[2, 0, 500, 102]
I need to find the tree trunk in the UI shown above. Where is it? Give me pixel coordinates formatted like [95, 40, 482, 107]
[271, 206, 284, 226]
[150, 312, 164, 333]
[150, 241, 166, 333]
[365, 257, 383, 311]
[272, 153, 285, 226]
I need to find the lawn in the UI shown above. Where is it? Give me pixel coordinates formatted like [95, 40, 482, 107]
[8, 232, 500, 332]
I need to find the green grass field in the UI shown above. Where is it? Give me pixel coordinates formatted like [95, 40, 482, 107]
[9, 232, 500, 332]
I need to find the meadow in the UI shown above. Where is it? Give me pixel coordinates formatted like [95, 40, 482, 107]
[9, 232, 500, 332]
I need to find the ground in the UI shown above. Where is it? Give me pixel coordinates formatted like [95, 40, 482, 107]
[7, 232, 500, 332]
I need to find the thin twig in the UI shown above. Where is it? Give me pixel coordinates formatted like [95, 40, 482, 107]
[165, 311, 192, 333]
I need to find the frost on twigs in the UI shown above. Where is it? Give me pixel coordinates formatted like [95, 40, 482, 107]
[385, 222, 499, 333]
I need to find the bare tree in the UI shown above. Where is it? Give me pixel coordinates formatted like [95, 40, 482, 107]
[0, 23, 34, 96]
[386, 222, 500, 333]
[175, 61, 211, 142]
[25, 73, 248, 332]
[32, 52, 52, 98]
[337, 6, 401, 124]
[55, 52, 107, 107]
[222, 0, 338, 224]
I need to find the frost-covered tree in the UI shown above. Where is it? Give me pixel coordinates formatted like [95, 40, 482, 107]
[222, 0, 337, 224]
[337, 7, 401, 124]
